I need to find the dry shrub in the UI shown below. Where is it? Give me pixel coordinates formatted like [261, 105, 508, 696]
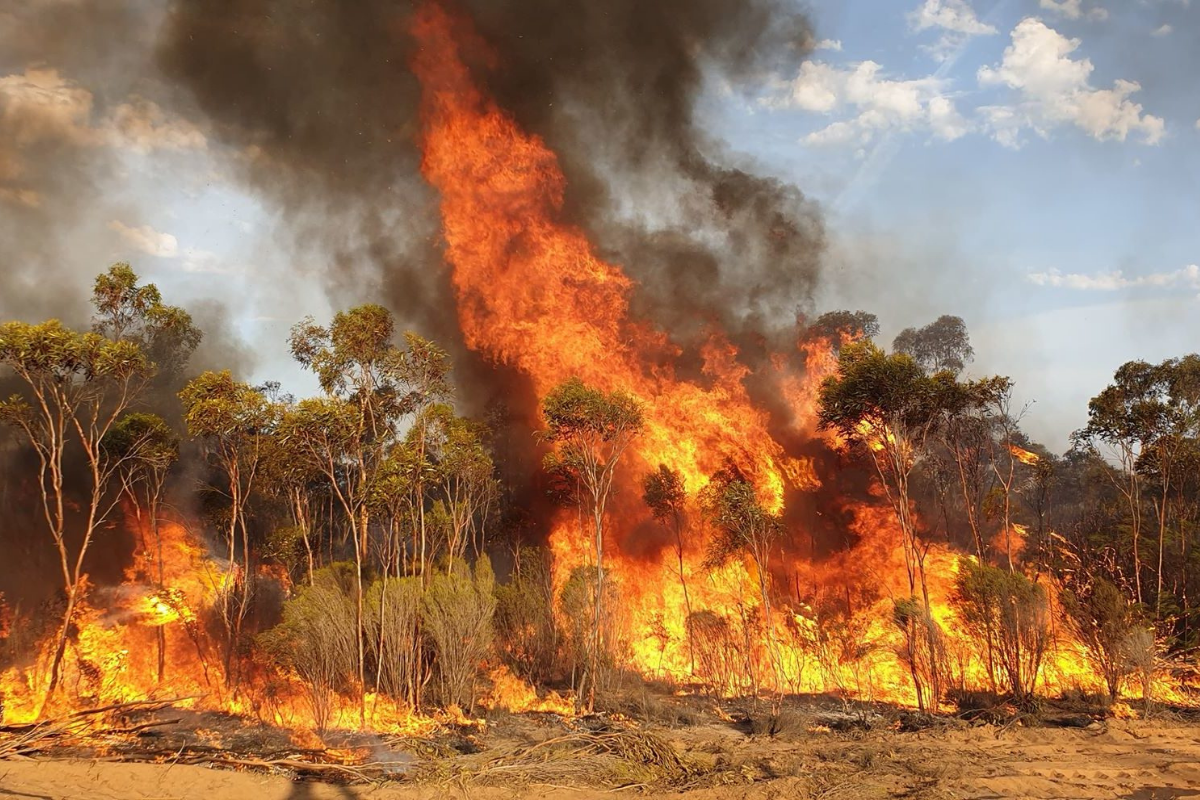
[689, 609, 745, 696]
[953, 559, 1049, 704]
[258, 563, 358, 733]
[559, 565, 621, 704]
[893, 597, 947, 712]
[749, 709, 806, 738]
[429, 728, 691, 789]
[494, 547, 559, 684]
[797, 600, 882, 699]
[1120, 626, 1159, 712]
[1060, 576, 1141, 702]
[422, 557, 496, 712]
[365, 575, 422, 708]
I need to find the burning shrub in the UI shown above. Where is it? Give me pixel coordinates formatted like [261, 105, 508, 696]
[559, 565, 622, 707]
[892, 598, 947, 712]
[364, 575, 422, 709]
[688, 609, 747, 696]
[1060, 577, 1142, 703]
[258, 564, 358, 734]
[952, 559, 1049, 705]
[494, 547, 560, 685]
[1120, 626, 1159, 713]
[422, 558, 496, 713]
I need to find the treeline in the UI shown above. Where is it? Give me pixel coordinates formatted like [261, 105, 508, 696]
[813, 310, 1194, 710]
[1, 265, 1196, 724]
[0, 266, 655, 725]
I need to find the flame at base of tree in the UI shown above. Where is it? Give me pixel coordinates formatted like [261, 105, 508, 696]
[0, 509, 450, 735]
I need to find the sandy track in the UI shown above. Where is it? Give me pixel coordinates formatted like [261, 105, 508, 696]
[4, 718, 1200, 799]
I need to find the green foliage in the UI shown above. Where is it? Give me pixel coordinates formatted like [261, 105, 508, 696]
[698, 464, 781, 572]
[892, 315, 974, 376]
[365, 576, 423, 705]
[91, 263, 201, 379]
[953, 559, 1049, 702]
[258, 564, 359, 733]
[642, 464, 685, 524]
[102, 412, 178, 470]
[1061, 577, 1144, 702]
[262, 524, 307, 569]
[558, 565, 620, 685]
[541, 377, 644, 451]
[422, 558, 497, 711]
[0, 319, 151, 389]
[179, 371, 274, 441]
[423, 403, 497, 560]
[817, 340, 949, 445]
[494, 547, 560, 683]
[289, 305, 450, 415]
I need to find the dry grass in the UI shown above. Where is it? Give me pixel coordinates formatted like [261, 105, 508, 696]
[416, 727, 693, 789]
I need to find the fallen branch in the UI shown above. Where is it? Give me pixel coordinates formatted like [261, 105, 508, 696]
[0, 697, 202, 758]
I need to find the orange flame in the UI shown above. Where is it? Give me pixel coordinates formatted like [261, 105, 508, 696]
[1008, 444, 1041, 466]
[407, 0, 1122, 707]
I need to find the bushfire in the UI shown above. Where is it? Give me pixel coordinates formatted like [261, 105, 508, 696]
[0, 0, 1195, 743]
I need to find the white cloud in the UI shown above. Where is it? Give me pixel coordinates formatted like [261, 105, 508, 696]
[1152, 24, 1173, 36]
[0, 68, 206, 155]
[1028, 264, 1200, 291]
[107, 97, 207, 152]
[180, 248, 242, 275]
[1039, 0, 1109, 21]
[978, 19, 1165, 146]
[0, 186, 40, 208]
[928, 95, 972, 140]
[0, 68, 95, 149]
[768, 60, 968, 146]
[815, 39, 843, 51]
[909, 0, 996, 35]
[108, 220, 179, 258]
[909, 0, 997, 62]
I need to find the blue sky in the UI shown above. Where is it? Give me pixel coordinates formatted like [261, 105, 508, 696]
[710, 0, 1199, 447]
[0, 0, 1195, 451]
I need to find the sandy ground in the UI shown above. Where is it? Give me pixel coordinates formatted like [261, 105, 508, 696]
[5, 716, 1200, 800]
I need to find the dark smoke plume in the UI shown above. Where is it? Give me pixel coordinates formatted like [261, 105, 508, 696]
[155, 0, 827, 548]
[156, 0, 824, 367]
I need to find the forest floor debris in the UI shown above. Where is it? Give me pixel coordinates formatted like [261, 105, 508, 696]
[4, 691, 1200, 799]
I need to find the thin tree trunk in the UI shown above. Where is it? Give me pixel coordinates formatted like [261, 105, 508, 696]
[674, 517, 695, 676]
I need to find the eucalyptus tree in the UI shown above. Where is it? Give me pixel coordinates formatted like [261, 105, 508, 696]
[102, 412, 179, 682]
[260, 406, 325, 585]
[1077, 357, 1200, 623]
[698, 464, 784, 694]
[818, 340, 951, 710]
[179, 370, 275, 687]
[423, 404, 497, 567]
[91, 262, 201, 382]
[892, 314, 974, 377]
[286, 305, 450, 714]
[0, 265, 195, 707]
[540, 377, 643, 710]
[642, 464, 694, 674]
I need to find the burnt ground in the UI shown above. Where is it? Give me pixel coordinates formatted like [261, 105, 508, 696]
[4, 691, 1200, 799]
